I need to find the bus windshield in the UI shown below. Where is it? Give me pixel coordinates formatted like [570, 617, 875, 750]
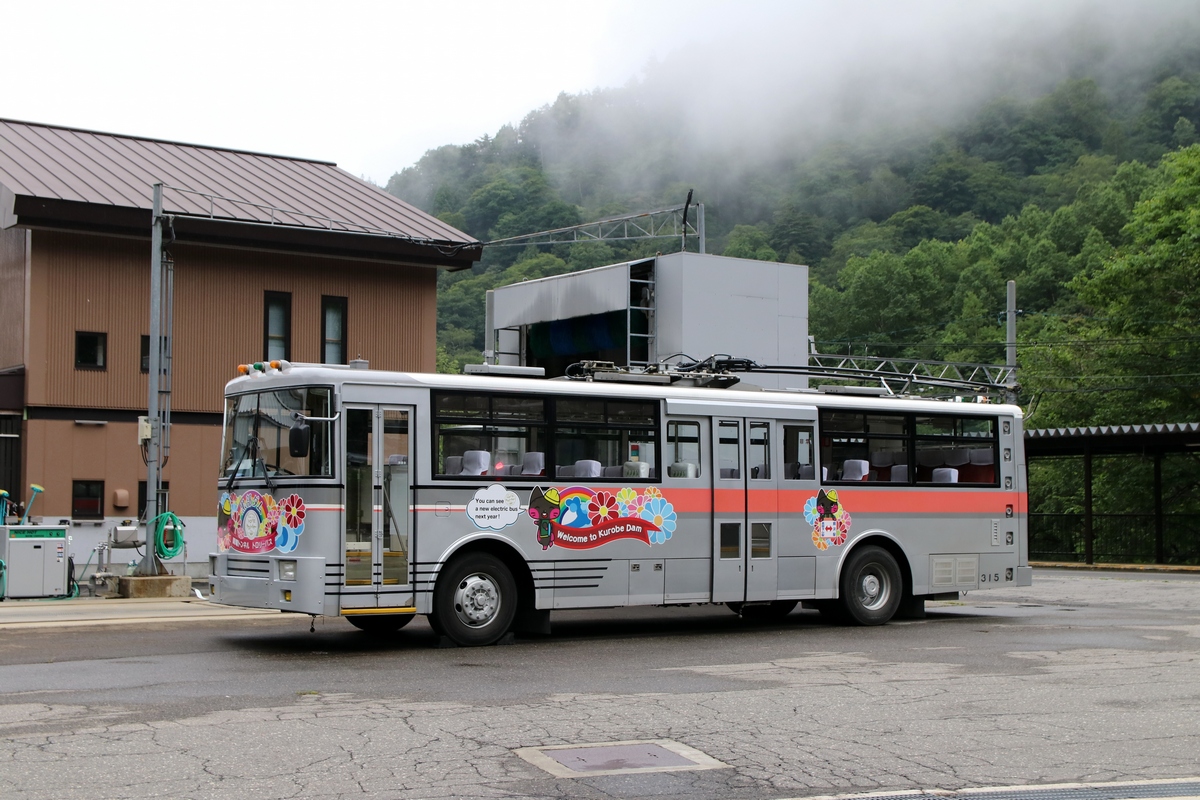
[221, 387, 333, 479]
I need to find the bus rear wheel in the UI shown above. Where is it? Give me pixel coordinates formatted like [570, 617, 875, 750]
[839, 545, 902, 625]
[432, 552, 517, 647]
[346, 614, 415, 634]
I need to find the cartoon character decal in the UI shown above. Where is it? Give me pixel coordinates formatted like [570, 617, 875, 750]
[528, 485, 676, 549]
[527, 487, 561, 550]
[218, 491, 306, 554]
[804, 488, 851, 551]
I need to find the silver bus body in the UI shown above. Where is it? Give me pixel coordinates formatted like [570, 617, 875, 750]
[209, 364, 1030, 644]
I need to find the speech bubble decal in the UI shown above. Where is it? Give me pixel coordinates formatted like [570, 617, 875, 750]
[466, 484, 525, 530]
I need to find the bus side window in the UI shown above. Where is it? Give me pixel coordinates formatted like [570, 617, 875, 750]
[666, 420, 702, 478]
[717, 421, 740, 480]
[783, 425, 816, 480]
[554, 398, 658, 480]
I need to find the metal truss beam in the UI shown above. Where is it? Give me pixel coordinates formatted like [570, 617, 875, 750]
[485, 203, 705, 251]
[731, 354, 1016, 396]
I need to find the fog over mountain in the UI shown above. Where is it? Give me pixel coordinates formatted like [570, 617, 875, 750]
[390, 0, 1200, 213]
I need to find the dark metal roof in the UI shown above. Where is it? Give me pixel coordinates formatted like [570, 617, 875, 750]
[0, 119, 481, 269]
[1025, 422, 1200, 457]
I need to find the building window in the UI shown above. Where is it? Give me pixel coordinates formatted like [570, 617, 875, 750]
[72, 480, 104, 519]
[264, 292, 291, 360]
[138, 481, 170, 520]
[322, 296, 347, 365]
[75, 332, 107, 370]
[140, 335, 150, 373]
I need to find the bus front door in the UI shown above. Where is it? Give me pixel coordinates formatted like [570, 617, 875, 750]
[343, 405, 414, 610]
[712, 417, 780, 603]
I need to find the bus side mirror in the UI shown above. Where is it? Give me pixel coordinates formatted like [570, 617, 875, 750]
[289, 422, 311, 458]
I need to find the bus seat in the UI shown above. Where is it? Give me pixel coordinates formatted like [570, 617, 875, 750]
[574, 460, 602, 478]
[890, 464, 908, 482]
[443, 456, 463, 476]
[932, 467, 959, 483]
[842, 459, 869, 481]
[461, 450, 490, 476]
[556, 465, 575, 478]
[387, 454, 407, 466]
[916, 449, 944, 467]
[961, 448, 995, 483]
[822, 466, 828, 481]
[602, 466, 624, 477]
[969, 448, 994, 465]
[720, 468, 740, 479]
[869, 450, 894, 481]
[623, 460, 651, 479]
[668, 461, 699, 478]
[945, 448, 970, 467]
[520, 452, 545, 475]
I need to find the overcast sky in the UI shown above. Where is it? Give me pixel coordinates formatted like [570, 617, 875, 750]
[4, 1, 1191, 185]
[3, 0, 769, 182]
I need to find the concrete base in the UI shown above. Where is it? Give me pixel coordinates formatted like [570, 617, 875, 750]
[118, 575, 193, 598]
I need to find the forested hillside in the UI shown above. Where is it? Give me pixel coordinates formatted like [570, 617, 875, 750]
[387, 20, 1200, 434]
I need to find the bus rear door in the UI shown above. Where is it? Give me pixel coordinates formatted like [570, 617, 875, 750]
[711, 417, 781, 603]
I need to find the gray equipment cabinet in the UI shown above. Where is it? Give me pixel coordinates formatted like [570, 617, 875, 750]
[0, 526, 70, 599]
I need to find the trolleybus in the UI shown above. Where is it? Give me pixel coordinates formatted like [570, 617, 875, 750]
[208, 359, 1031, 646]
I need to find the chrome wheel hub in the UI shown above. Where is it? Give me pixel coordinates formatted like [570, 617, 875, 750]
[857, 569, 889, 611]
[454, 573, 500, 628]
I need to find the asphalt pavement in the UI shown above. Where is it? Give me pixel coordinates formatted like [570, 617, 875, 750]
[2, 567, 1199, 800]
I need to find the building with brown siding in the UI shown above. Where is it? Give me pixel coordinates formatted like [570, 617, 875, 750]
[0, 119, 480, 575]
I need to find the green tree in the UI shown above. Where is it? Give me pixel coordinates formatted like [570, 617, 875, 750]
[722, 225, 779, 261]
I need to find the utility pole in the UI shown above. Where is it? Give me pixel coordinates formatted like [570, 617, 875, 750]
[1005, 280, 1018, 406]
[137, 183, 172, 576]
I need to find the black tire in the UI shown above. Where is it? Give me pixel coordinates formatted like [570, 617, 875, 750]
[346, 614, 415, 634]
[727, 600, 798, 620]
[431, 552, 517, 646]
[839, 545, 902, 625]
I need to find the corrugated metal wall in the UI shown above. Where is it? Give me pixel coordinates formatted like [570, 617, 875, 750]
[28, 230, 438, 412]
[0, 227, 26, 369]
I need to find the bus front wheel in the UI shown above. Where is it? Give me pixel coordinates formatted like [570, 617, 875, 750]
[346, 614, 414, 634]
[839, 545, 902, 625]
[432, 552, 517, 646]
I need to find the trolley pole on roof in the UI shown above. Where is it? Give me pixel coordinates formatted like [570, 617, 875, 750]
[1005, 280, 1018, 406]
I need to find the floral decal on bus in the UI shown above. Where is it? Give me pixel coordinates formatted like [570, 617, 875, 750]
[218, 490, 306, 554]
[805, 488, 851, 551]
[528, 485, 675, 550]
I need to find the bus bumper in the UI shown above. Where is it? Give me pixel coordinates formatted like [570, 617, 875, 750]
[208, 554, 326, 615]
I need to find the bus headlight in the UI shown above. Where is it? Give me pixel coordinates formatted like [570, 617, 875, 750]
[278, 560, 297, 581]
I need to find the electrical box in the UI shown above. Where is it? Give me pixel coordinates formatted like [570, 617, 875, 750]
[137, 416, 152, 444]
[0, 526, 70, 599]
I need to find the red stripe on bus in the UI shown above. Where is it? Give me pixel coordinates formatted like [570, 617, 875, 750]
[821, 489, 1023, 514]
[666, 487, 1023, 515]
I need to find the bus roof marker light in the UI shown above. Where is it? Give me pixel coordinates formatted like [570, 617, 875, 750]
[236, 364, 250, 376]
[269, 360, 292, 372]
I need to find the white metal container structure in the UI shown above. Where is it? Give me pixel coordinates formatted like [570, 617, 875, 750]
[209, 361, 1032, 646]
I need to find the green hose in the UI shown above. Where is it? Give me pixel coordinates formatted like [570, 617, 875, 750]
[153, 511, 186, 560]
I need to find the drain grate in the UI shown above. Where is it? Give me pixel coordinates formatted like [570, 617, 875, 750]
[514, 739, 728, 778]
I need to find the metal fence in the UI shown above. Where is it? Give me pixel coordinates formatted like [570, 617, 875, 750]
[1029, 513, 1200, 565]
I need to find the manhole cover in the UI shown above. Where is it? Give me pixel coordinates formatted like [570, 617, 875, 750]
[514, 739, 727, 778]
